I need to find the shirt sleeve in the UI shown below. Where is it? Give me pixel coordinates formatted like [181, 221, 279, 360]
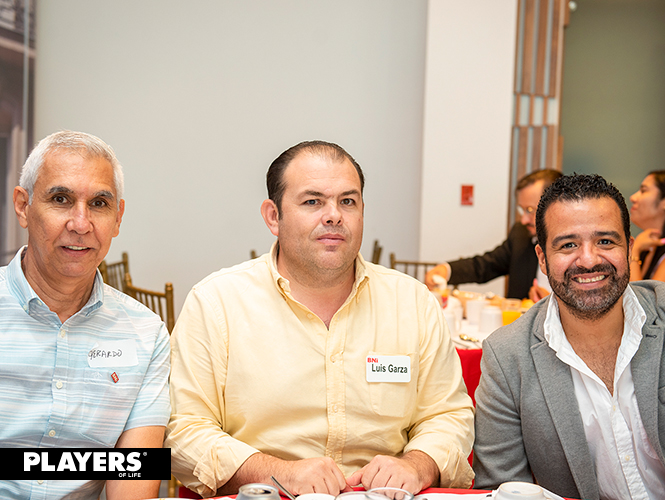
[125, 321, 171, 430]
[164, 287, 259, 497]
[402, 291, 475, 488]
[447, 235, 514, 286]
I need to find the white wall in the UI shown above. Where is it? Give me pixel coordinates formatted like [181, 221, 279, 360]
[34, 0, 429, 313]
[33, 0, 519, 313]
[420, 0, 518, 296]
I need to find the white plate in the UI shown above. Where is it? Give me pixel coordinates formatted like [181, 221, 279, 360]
[298, 494, 335, 500]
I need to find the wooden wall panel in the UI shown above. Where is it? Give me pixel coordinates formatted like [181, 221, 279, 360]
[548, 0, 562, 97]
[508, 0, 567, 231]
[521, 0, 536, 93]
[531, 126, 543, 171]
[517, 127, 530, 181]
[535, 0, 549, 95]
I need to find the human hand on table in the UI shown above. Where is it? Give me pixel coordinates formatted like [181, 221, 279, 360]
[225, 454, 353, 496]
[528, 279, 549, 303]
[345, 451, 439, 494]
[277, 457, 353, 495]
[243, 453, 352, 496]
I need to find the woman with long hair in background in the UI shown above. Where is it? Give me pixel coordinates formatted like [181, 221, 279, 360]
[630, 170, 665, 281]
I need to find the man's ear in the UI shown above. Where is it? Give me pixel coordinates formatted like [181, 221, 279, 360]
[260, 199, 280, 237]
[112, 199, 125, 238]
[535, 244, 547, 276]
[13, 186, 30, 229]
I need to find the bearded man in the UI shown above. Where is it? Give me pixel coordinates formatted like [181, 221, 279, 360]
[473, 174, 665, 500]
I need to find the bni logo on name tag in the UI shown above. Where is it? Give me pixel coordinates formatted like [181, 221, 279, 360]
[366, 355, 411, 383]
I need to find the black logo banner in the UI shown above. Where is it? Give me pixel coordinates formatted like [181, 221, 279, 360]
[0, 448, 171, 480]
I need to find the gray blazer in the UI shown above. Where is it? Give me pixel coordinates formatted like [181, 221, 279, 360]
[473, 281, 665, 500]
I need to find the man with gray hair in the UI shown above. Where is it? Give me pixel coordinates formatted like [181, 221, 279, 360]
[0, 130, 171, 500]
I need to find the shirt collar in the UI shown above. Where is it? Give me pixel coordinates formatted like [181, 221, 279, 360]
[543, 286, 646, 361]
[7, 245, 105, 318]
[267, 240, 370, 301]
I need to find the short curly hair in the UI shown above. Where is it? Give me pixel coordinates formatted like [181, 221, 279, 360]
[535, 173, 630, 253]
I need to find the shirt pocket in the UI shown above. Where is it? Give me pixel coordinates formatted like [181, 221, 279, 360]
[367, 352, 418, 418]
[77, 367, 143, 446]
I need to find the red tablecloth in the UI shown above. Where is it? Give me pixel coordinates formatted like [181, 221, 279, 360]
[455, 348, 482, 406]
[419, 487, 490, 495]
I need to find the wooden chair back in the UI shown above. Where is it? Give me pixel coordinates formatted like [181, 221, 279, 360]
[99, 252, 129, 291]
[389, 253, 439, 283]
[370, 239, 383, 265]
[123, 273, 175, 333]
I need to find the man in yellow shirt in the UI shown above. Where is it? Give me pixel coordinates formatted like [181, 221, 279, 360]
[165, 141, 474, 497]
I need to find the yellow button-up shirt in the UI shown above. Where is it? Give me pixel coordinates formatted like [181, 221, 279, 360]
[165, 245, 474, 496]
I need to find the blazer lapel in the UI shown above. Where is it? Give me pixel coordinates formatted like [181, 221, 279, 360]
[632, 319, 665, 464]
[532, 332, 601, 500]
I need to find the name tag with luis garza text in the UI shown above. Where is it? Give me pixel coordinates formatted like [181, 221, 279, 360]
[88, 340, 138, 368]
[366, 355, 411, 383]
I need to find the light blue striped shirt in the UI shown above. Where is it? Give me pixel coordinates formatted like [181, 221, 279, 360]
[0, 247, 171, 500]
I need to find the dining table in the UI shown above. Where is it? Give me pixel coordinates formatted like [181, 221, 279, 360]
[176, 487, 491, 499]
[180, 487, 492, 499]
[187, 485, 569, 500]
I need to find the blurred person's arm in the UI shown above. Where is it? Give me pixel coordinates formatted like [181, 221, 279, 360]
[630, 229, 663, 281]
[528, 279, 550, 302]
[425, 263, 451, 290]
[439, 228, 524, 291]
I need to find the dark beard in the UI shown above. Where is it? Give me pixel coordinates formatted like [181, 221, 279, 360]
[546, 262, 629, 321]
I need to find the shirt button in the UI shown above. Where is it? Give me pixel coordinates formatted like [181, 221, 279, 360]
[38, 480, 44, 484]
[332, 405, 338, 413]
[55, 380, 63, 389]
[307, 313, 314, 319]
[625, 455, 631, 461]
[48, 429, 56, 437]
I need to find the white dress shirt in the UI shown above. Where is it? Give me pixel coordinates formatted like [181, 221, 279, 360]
[543, 288, 665, 500]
